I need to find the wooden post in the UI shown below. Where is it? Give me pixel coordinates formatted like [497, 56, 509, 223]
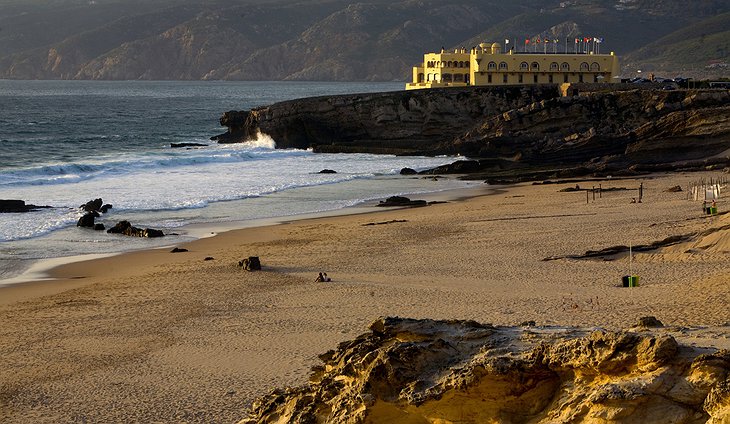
[592, 186, 595, 201]
[639, 183, 643, 202]
[599, 183, 602, 198]
[586, 190, 589, 204]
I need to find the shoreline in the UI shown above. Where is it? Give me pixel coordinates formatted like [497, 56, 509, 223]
[1, 170, 727, 423]
[0, 182, 491, 303]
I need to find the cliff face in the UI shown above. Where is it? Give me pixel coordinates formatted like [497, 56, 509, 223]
[215, 86, 730, 176]
[241, 317, 730, 424]
[214, 86, 561, 155]
[451, 88, 730, 168]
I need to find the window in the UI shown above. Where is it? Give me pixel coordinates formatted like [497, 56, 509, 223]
[549, 74, 553, 83]
[534, 75, 538, 83]
[503, 74, 508, 83]
[418, 73, 424, 83]
[447, 61, 453, 68]
[488, 74, 492, 83]
[594, 75, 599, 82]
[579, 74, 584, 82]
[580, 62, 589, 71]
[590, 62, 600, 71]
[520, 62, 529, 70]
[487, 61, 497, 70]
[564, 74, 568, 83]
[499, 62, 508, 70]
[531, 62, 540, 71]
[519, 74, 523, 83]
[561, 62, 570, 71]
[550, 62, 559, 71]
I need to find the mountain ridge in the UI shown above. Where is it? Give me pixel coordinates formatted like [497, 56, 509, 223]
[0, 0, 728, 81]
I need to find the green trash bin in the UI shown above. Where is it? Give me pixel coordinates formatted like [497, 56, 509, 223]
[622, 275, 640, 287]
[710, 206, 718, 215]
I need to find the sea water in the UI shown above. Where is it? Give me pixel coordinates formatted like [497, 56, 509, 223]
[0, 80, 474, 282]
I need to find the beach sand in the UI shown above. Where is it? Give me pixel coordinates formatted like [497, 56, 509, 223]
[1, 172, 728, 423]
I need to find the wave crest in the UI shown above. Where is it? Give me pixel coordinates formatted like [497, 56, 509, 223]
[246, 131, 276, 149]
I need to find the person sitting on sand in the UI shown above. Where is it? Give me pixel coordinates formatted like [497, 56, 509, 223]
[315, 272, 325, 283]
[323, 273, 331, 282]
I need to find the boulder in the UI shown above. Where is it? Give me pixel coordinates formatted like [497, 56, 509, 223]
[93, 223, 105, 231]
[238, 256, 261, 271]
[81, 198, 103, 213]
[400, 167, 417, 175]
[318, 169, 337, 174]
[377, 196, 428, 207]
[107, 220, 164, 238]
[77, 212, 98, 228]
[100, 204, 113, 213]
[170, 247, 188, 253]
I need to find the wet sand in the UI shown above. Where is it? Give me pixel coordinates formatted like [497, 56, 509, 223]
[1, 172, 728, 423]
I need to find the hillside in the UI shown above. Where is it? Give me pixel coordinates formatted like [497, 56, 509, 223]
[0, 0, 728, 81]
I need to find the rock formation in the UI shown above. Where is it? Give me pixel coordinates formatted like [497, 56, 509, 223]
[106, 221, 164, 238]
[214, 85, 730, 180]
[212, 85, 560, 154]
[241, 317, 730, 424]
[0, 200, 51, 213]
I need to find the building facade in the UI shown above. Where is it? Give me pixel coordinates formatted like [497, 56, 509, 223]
[406, 42, 619, 90]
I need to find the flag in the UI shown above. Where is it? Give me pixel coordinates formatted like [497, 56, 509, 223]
[536, 36, 541, 43]
[596, 37, 604, 43]
[505, 39, 510, 45]
[544, 38, 549, 44]
[575, 38, 580, 43]
[525, 39, 530, 45]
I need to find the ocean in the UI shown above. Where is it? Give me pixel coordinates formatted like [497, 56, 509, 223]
[0, 80, 474, 282]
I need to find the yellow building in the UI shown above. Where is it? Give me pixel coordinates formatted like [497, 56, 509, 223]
[406, 42, 619, 90]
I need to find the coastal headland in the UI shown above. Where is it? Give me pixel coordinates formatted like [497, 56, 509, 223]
[214, 84, 730, 181]
[1, 170, 729, 423]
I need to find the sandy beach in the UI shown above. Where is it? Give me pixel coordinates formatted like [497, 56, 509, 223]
[1, 171, 729, 423]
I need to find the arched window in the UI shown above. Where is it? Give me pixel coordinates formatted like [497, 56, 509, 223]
[447, 61, 453, 68]
[550, 62, 559, 71]
[531, 62, 540, 71]
[580, 62, 589, 71]
[418, 73, 424, 83]
[499, 62, 508, 70]
[520, 62, 529, 70]
[459, 61, 465, 68]
[590, 62, 600, 71]
[487, 61, 497, 70]
[561, 62, 570, 71]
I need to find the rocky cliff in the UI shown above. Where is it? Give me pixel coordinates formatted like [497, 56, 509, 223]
[213, 85, 561, 154]
[241, 317, 730, 424]
[216, 86, 730, 178]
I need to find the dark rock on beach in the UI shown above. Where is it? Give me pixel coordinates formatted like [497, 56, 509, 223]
[170, 247, 188, 253]
[107, 220, 164, 238]
[77, 212, 99, 228]
[377, 196, 428, 208]
[318, 169, 337, 174]
[399, 167, 417, 175]
[81, 198, 103, 213]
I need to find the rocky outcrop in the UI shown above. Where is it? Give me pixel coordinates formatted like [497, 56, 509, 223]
[213, 85, 560, 154]
[0, 200, 51, 213]
[241, 317, 730, 424]
[106, 221, 164, 238]
[216, 86, 730, 180]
